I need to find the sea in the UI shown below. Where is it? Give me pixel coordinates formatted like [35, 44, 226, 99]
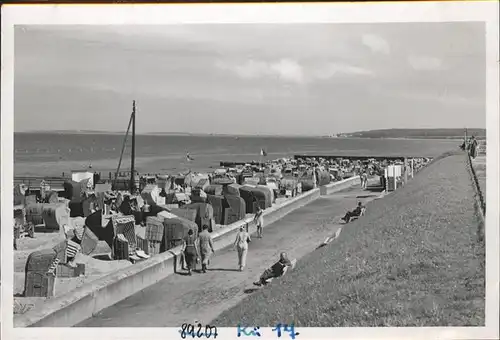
[14, 133, 460, 177]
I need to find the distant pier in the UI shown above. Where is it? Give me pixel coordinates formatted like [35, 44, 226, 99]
[219, 161, 263, 167]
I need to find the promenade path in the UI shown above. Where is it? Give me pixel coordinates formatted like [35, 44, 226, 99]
[79, 180, 383, 327]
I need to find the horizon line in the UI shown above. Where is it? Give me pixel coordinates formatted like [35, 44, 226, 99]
[14, 127, 487, 137]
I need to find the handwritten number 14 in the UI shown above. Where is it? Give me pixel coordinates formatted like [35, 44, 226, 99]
[272, 324, 299, 339]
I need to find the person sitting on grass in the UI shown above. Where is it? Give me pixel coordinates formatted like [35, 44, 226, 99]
[341, 202, 365, 223]
[253, 252, 296, 287]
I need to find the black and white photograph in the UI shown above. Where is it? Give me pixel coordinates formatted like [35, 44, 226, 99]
[1, 2, 499, 340]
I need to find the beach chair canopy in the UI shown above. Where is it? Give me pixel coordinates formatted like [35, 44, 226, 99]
[250, 186, 272, 209]
[238, 186, 259, 214]
[181, 202, 215, 231]
[204, 185, 223, 196]
[316, 169, 331, 186]
[223, 195, 246, 225]
[163, 217, 198, 250]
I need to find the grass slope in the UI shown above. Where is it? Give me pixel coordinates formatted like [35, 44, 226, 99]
[213, 152, 485, 327]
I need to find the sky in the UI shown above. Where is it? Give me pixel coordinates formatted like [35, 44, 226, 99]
[14, 23, 486, 135]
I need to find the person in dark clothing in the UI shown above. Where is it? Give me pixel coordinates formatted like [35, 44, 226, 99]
[469, 136, 478, 159]
[93, 172, 101, 187]
[253, 252, 294, 286]
[120, 195, 133, 215]
[182, 229, 199, 275]
[341, 202, 365, 223]
[159, 188, 167, 198]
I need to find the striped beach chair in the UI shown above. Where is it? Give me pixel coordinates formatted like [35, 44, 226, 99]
[145, 217, 164, 242]
[113, 234, 129, 260]
[112, 215, 137, 250]
[65, 239, 81, 259]
[71, 220, 86, 241]
[47, 258, 60, 276]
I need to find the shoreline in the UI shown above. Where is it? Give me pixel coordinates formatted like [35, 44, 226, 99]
[14, 152, 439, 178]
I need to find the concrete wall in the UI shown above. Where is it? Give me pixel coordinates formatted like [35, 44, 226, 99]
[320, 176, 361, 196]
[15, 176, 358, 328]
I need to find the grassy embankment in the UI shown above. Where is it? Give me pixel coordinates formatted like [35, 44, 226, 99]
[214, 150, 485, 327]
[344, 128, 486, 140]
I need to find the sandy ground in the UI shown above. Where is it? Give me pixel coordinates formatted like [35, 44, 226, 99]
[14, 231, 132, 315]
[15, 213, 135, 315]
[13, 195, 292, 315]
[79, 180, 383, 327]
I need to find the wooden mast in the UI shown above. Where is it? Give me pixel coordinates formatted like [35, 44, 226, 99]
[113, 110, 133, 188]
[130, 100, 136, 193]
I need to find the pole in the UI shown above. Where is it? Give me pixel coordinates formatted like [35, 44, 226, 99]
[130, 100, 136, 194]
[404, 157, 408, 185]
[384, 168, 388, 192]
[114, 113, 133, 187]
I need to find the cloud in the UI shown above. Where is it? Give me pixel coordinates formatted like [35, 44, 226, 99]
[362, 34, 390, 55]
[216, 59, 305, 83]
[314, 63, 375, 79]
[271, 59, 305, 83]
[407, 55, 444, 71]
[216, 59, 374, 84]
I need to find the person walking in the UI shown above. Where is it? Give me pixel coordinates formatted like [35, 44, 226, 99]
[233, 226, 251, 271]
[362, 171, 368, 189]
[197, 225, 215, 273]
[182, 229, 199, 275]
[254, 206, 264, 238]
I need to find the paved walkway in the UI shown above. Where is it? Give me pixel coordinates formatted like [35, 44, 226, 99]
[78, 180, 383, 327]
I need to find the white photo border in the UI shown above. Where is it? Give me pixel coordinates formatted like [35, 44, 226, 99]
[1, 2, 499, 340]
